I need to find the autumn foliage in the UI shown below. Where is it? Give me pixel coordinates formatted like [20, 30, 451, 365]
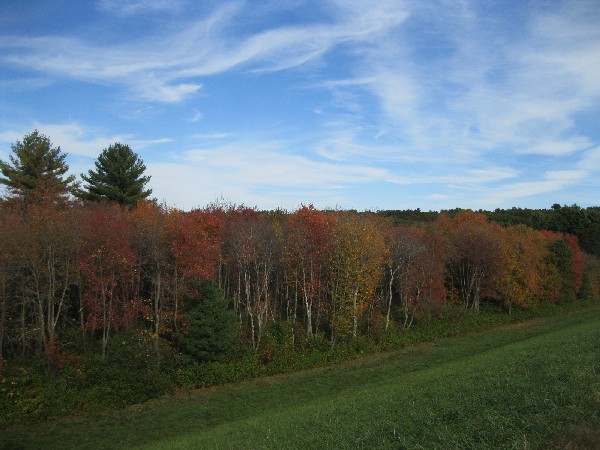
[0, 199, 596, 365]
[79, 204, 138, 358]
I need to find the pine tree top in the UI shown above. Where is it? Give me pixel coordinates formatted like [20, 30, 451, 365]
[80, 142, 152, 207]
[0, 130, 77, 203]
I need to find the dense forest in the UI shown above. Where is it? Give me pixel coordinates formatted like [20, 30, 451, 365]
[2, 199, 599, 366]
[378, 204, 600, 257]
[1, 131, 600, 423]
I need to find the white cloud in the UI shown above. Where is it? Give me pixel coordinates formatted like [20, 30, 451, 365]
[314, 128, 419, 163]
[137, 135, 397, 209]
[187, 111, 204, 123]
[191, 133, 230, 140]
[134, 80, 202, 104]
[0, 1, 408, 103]
[385, 167, 518, 186]
[0, 131, 24, 145]
[183, 142, 386, 188]
[147, 149, 377, 210]
[520, 137, 592, 156]
[0, 123, 169, 158]
[0, 123, 115, 157]
[307, 0, 600, 208]
[147, 163, 350, 211]
[129, 138, 173, 149]
[96, 0, 188, 16]
[579, 146, 600, 171]
[545, 170, 586, 182]
[477, 168, 588, 208]
[0, 77, 53, 90]
[2, 1, 599, 210]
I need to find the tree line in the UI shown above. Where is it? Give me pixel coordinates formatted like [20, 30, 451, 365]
[0, 131, 598, 369]
[378, 204, 600, 258]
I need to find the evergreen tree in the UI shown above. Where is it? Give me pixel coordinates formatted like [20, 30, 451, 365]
[175, 281, 239, 362]
[0, 130, 77, 203]
[80, 143, 152, 207]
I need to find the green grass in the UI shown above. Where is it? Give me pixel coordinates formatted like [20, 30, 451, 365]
[2, 307, 599, 449]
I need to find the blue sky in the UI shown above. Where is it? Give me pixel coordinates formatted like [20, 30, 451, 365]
[1, 0, 599, 211]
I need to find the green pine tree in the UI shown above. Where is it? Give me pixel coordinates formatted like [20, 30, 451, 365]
[175, 281, 239, 362]
[0, 130, 77, 203]
[80, 143, 152, 207]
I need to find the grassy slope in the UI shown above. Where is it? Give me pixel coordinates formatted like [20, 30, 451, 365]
[2, 307, 599, 450]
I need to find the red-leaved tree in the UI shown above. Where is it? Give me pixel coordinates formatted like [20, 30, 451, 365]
[79, 204, 138, 359]
[167, 208, 222, 331]
[284, 205, 335, 336]
[441, 212, 504, 310]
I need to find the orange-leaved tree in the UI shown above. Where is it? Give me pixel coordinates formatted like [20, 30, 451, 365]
[498, 225, 549, 313]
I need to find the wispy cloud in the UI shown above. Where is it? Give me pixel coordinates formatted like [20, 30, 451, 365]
[183, 142, 386, 188]
[522, 137, 592, 156]
[479, 170, 587, 207]
[0, 123, 115, 157]
[308, 0, 600, 206]
[96, 0, 188, 16]
[579, 147, 600, 171]
[187, 111, 204, 123]
[147, 139, 391, 209]
[133, 76, 202, 103]
[0, 1, 408, 103]
[0, 77, 53, 90]
[191, 133, 230, 140]
[0, 123, 169, 158]
[1, 1, 599, 210]
[386, 167, 519, 186]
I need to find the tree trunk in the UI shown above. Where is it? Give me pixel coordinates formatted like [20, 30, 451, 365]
[173, 267, 179, 332]
[101, 287, 108, 361]
[352, 285, 359, 338]
[20, 299, 27, 355]
[0, 271, 6, 362]
[385, 266, 394, 331]
[303, 267, 313, 337]
[153, 264, 162, 358]
[78, 285, 86, 352]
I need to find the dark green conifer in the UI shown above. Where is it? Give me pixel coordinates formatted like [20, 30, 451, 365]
[0, 130, 77, 202]
[175, 281, 239, 362]
[80, 143, 152, 207]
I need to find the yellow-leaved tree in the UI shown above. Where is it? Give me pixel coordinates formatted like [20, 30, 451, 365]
[328, 213, 385, 344]
[498, 225, 549, 313]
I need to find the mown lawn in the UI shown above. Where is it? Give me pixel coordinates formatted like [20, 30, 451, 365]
[2, 307, 600, 449]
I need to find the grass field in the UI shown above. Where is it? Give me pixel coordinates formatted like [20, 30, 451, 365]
[2, 306, 599, 449]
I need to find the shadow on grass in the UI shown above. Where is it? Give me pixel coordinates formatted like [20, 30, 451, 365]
[546, 424, 600, 449]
